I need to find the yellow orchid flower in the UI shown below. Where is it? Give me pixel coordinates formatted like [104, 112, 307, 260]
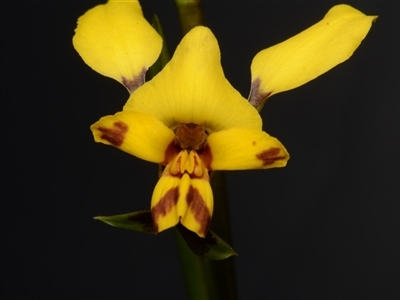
[73, 1, 376, 237]
[89, 26, 289, 237]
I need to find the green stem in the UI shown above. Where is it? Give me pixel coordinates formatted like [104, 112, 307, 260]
[174, 230, 213, 299]
[208, 172, 237, 299]
[174, 0, 204, 35]
[175, 172, 237, 300]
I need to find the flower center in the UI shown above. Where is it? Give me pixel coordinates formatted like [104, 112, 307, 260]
[174, 123, 207, 151]
[169, 150, 205, 178]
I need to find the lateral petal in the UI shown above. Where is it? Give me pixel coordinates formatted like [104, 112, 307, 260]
[207, 128, 289, 170]
[250, 5, 377, 105]
[73, 0, 162, 92]
[90, 111, 175, 164]
[124, 26, 262, 133]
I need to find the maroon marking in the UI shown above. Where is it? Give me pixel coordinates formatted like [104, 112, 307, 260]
[248, 77, 272, 109]
[256, 148, 286, 166]
[121, 68, 147, 94]
[163, 141, 181, 165]
[151, 187, 180, 232]
[97, 121, 128, 147]
[198, 144, 213, 170]
[175, 123, 207, 150]
[186, 186, 211, 236]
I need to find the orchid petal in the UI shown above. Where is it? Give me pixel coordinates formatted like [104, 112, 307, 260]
[207, 128, 289, 170]
[250, 4, 377, 107]
[73, 0, 162, 93]
[90, 111, 175, 164]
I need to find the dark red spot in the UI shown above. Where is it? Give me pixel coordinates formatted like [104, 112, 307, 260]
[256, 148, 285, 166]
[186, 186, 211, 236]
[198, 144, 213, 170]
[151, 187, 179, 232]
[97, 121, 128, 147]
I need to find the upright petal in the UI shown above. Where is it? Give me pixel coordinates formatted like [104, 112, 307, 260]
[90, 111, 175, 164]
[73, 0, 162, 93]
[124, 26, 262, 132]
[207, 128, 289, 170]
[250, 5, 377, 106]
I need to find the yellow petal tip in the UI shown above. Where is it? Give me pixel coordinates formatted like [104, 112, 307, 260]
[73, 0, 162, 91]
[250, 4, 377, 99]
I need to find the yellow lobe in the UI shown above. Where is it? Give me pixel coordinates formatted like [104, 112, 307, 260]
[151, 166, 182, 234]
[190, 151, 204, 177]
[73, 0, 162, 93]
[90, 111, 175, 164]
[180, 151, 193, 174]
[180, 178, 213, 238]
[207, 128, 289, 170]
[151, 150, 212, 237]
[177, 173, 192, 224]
[250, 4, 377, 106]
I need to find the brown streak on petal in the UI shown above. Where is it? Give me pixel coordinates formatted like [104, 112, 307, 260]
[256, 148, 285, 166]
[151, 187, 180, 232]
[121, 68, 147, 94]
[198, 144, 213, 170]
[97, 121, 128, 147]
[249, 77, 272, 109]
[186, 186, 210, 236]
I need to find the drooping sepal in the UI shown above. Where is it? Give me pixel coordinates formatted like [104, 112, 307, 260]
[151, 166, 183, 234]
[151, 150, 213, 237]
[180, 177, 213, 238]
[94, 211, 155, 234]
[176, 223, 237, 260]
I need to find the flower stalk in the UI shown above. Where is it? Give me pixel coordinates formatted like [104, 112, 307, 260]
[174, 0, 204, 35]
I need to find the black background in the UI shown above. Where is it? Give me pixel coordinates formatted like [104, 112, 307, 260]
[2, 1, 400, 299]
